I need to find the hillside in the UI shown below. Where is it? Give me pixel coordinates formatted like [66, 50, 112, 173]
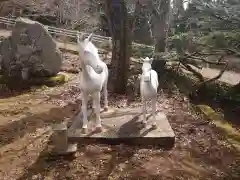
[0, 0, 101, 33]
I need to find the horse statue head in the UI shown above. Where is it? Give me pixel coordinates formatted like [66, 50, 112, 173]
[77, 33, 103, 74]
[141, 57, 153, 82]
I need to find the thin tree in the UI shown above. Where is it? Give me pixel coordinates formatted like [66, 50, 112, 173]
[147, 0, 171, 52]
[105, 0, 135, 94]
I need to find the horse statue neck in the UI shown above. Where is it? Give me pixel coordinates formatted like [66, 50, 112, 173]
[79, 57, 91, 76]
[78, 38, 103, 78]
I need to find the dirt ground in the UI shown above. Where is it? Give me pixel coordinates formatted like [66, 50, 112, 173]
[0, 53, 239, 180]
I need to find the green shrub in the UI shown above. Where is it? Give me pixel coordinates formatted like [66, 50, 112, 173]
[199, 31, 240, 49]
[169, 33, 195, 53]
[132, 43, 154, 58]
[97, 41, 112, 51]
[96, 41, 112, 51]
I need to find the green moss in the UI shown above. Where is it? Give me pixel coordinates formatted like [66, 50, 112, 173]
[0, 73, 69, 87]
[197, 104, 240, 150]
[41, 73, 69, 86]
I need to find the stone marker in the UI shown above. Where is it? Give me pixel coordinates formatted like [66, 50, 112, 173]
[68, 108, 175, 149]
[0, 17, 62, 79]
[51, 122, 77, 155]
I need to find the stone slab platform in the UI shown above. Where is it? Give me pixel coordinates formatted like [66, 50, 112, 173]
[68, 108, 175, 149]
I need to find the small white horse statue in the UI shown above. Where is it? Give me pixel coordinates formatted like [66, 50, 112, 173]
[140, 57, 159, 129]
[77, 33, 109, 133]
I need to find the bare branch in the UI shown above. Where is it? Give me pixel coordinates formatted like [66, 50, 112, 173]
[180, 57, 205, 82]
[185, 53, 226, 66]
[200, 61, 228, 85]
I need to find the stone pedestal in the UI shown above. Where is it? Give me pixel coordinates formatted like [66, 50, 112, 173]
[68, 108, 175, 149]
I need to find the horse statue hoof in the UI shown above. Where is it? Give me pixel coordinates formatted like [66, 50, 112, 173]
[82, 127, 88, 134]
[141, 121, 147, 127]
[151, 123, 157, 130]
[94, 126, 103, 133]
[103, 106, 109, 111]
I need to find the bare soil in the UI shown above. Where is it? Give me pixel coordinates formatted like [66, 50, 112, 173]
[0, 53, 239, 180]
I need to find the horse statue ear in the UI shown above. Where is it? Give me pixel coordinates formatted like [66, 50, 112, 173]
[83, 50, 95, 60]
[77, 32, 85, 44]
[149, 57, 153, 64]
[87, 33, 94, 42]
[143, 57, 150, 62]
[83, 50, 90, 56]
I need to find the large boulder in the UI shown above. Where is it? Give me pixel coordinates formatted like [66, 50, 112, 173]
[0, 17, 62, 80]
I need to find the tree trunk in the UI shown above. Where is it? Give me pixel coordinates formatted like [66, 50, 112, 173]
[149, 0, 171, 53]
[155, 36, 168, 52]
[105, 0, 132, 94]
[173, 0, 184, 18]
[133, 2, 153, 45]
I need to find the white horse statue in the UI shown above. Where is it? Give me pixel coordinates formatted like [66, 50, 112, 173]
[140, 57, 159, 129]
[77, 33, 109, 133]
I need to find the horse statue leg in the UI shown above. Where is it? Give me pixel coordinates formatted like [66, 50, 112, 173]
[81, 91, 88, 134]
[142, 96, 147, 127]
[103, 77, 108, 111]
[102, 64, 109, 111]
[93, 91, 102, 132]
[151, 97, 157, 129]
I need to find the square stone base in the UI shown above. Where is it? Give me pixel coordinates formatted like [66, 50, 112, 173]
[68, 108, 175, 149]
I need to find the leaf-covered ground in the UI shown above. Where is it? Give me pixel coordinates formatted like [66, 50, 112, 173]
[0, 53, 239, 180]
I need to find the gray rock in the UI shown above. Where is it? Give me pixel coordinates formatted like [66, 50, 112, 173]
[0, 17, 62, 79]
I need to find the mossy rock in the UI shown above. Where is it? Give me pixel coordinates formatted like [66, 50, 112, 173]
[43, 73, 69, 86]
[0, 73, 69, 87]
[196, 104, 240, 151]
[29, 73, 69, 87]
